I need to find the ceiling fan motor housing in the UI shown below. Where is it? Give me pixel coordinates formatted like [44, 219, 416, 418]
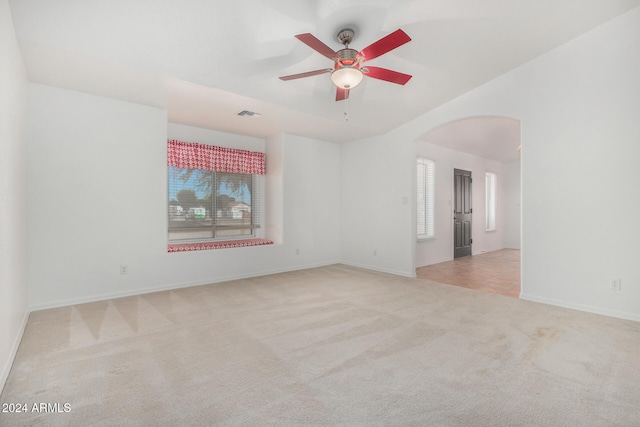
[336, 28, 355, 46]
[335, 48, 360, 69]
[335, 29, 360, 70]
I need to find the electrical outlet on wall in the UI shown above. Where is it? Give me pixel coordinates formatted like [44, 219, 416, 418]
[610, 278, 621, 291]
[120, 265, 128, 275]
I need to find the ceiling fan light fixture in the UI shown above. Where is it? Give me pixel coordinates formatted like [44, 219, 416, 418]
[331, 67, 363, 89]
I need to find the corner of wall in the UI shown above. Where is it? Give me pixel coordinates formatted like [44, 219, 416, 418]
[0, 311, 29, 394]
[0, 0, 30, 394]
[265, 134, 284, 244]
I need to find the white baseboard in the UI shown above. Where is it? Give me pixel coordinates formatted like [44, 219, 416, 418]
[28, 260, 342, 312]
[520, 293, 640, 323]
[416, 256, 453, 268]
[340, 261, 416, 278]
[1, 310, 30, 395]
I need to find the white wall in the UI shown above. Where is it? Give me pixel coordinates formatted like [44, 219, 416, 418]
[340, 135, 416, 277]
[504, 160, 521, 249]
[281, 134, 341, 263]
[415, 143, 513, 267]
[27, 85, 341, 309]
[342, 7, 640, 321]
[0, 0, 29, 391]
[168, 122, 265, 152]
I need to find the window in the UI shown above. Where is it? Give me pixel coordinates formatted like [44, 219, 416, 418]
[169, 168, 260, 241]
[417, 158, 435, 238]
[485, 172, 497, 231]
[167, 140, 272, 252]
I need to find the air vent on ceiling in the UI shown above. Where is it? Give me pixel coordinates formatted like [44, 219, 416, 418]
[237, 110, 261, 118]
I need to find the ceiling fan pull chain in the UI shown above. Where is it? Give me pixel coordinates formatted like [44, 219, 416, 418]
[344, 96, 349, 122]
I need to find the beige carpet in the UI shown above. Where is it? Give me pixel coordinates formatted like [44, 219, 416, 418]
[2, 264, 639, 426]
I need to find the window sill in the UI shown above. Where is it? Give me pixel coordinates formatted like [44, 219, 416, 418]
[168, 238, 274, 253]
[417, 236, 436, 242]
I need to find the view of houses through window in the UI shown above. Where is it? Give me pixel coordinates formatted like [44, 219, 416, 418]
[168, 167, 256, 241]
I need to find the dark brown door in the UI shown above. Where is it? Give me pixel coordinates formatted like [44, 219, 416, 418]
[454, 169, 472, 258]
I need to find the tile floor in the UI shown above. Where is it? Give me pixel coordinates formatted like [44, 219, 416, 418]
[415, 249, 521, 298]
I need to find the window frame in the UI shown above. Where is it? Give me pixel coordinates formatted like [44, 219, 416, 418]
[168, 168, 260, 243]
[485, 172, 497, 231]
[166, 139, 271, 252]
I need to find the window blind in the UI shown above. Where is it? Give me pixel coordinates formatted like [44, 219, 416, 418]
[485, 172, 497, 231]
[417, 158, 435, 238]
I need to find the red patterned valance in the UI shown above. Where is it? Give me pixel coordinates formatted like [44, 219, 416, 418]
[168, 238, 273, 252]
[168, 139, 265, 175]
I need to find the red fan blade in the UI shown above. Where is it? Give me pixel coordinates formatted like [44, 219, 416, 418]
[336, 87, 350, 101]
[295, 33, 337, 60]
[358, 29, 411, 62]
[363, 66, 412, 85]
[279, 68, 332, 81]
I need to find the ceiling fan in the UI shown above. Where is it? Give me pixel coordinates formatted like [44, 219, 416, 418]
[279, 28, 412, 101]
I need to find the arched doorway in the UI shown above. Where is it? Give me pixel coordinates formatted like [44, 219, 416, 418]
[414, 116, 522, 297]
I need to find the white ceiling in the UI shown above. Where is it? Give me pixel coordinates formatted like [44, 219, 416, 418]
[419, 116, 522, 163]
[9, 0, 640, 159]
